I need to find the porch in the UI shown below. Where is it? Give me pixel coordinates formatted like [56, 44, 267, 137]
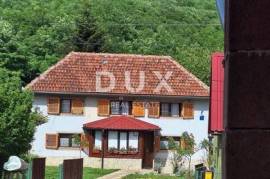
[83, 116, 161, 169]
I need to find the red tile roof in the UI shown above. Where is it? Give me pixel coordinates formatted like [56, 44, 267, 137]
[27, 52, 209, 97]
[83, 116, 160, 131]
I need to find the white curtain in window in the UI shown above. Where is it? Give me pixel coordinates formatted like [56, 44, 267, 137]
[128, 132, 139, 150]
[108, 131, 118, 149]
[119, 132, 127, 150]
[171, 103, 179, 117]
[121, 101, 129, 115]
[94, 130, 102, 149]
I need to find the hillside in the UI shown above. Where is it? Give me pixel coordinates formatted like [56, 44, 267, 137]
[0, 0, 223, 85]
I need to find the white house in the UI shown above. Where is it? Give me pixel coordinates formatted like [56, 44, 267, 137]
[27, 52, 209, 173]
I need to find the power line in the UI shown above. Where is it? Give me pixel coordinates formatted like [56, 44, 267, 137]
[73, 41, 223, 48]
[99, 23, 222, 26]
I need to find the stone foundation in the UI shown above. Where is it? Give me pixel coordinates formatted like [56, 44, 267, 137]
[86, 157, 142, 170]
[46, 156, 142, 170]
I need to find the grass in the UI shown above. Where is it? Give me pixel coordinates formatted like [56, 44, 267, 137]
[122, 173, 183, 179]
[45, 166, 117, 179]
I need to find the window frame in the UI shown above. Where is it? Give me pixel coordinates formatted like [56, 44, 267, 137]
[159, 103, 184, 118]
[110, 101, 132, 115]
[160, 103, 171, 117]
[107, 130, 139, 153]
[93, 130, 102, 150]
[59, 133, 80, 148]
[160, 136, 180, 150]
[60, 99, 72, 113]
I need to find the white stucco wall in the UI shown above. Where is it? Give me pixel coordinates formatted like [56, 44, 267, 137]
[31, 94, 209, 169]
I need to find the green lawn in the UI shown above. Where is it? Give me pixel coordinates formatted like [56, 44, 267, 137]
[122, 173, 183, 179]
[46, 166, 117, 179]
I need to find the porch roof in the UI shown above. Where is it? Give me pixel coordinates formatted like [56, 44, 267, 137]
[83, 116, 160, 131]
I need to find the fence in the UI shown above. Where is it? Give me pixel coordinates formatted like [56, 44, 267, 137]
[29, 158, 45, 179]
[59, 158, 83, 179]
[2, 158, 83, 179]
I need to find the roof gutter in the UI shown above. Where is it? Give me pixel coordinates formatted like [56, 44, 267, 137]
[32, 91, 209, 100]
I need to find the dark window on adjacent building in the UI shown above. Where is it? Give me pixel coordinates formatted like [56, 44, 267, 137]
[110, 101, 132, 115]
[60, 99, 71, 113]
[59, 134, 80, 148]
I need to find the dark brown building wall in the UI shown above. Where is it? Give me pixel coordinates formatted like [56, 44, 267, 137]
[224, 1, 270, 179]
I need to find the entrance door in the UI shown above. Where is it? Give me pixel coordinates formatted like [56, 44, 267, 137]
[142, 132, 154, 168]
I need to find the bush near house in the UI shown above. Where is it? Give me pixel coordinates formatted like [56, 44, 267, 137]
[168, 132, 196, 178]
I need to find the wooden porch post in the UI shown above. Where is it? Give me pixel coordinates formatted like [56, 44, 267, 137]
[101, 129, 105, 169]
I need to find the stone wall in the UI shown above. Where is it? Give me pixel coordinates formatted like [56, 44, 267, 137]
[154, 150, 205, 174]
[46, 157, 142, 170]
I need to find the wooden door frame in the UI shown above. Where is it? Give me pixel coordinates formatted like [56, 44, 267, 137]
[142, 131, 154, 169]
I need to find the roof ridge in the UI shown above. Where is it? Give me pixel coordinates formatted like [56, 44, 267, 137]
[26, 52, 75, 89]
[72, 52, 172, 59]
[167, 56, 209, 91]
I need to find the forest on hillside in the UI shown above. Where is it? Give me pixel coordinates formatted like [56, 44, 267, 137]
[0, 0, 223, 85]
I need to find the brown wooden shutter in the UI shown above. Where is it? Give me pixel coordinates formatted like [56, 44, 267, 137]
[98, 99, 110, 116]
[71, 98, 84, 115]
[148, 102, 160, 118]
[48, 97, 60, 114]
[46, 134, 59, 149]
[132, 101, 145, 117]
[182, 102, 194, 119]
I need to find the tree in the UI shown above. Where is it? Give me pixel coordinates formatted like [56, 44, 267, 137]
[0, 68, 36, 167]
[72, 1, 104, 52]
[200, 138, 213, 169]
[169, 131, 196, 178]
[168, 137, 185, 174]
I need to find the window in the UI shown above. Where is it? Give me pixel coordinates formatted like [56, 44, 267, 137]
[160, 103, 182, 117]
[59, 134, 80, 148]
[49, 98, 84, 115]
[160, 136, 180, 150]
[110, 101, 131, 115]
[128, 132, 139, 151]
[60, 99, 71, 113]
[111, 101, 120, 115]
[108, 131, 118, 149]
[107, 131, 139, 152]
[119, 132, 127, 150]
[94, 130, 102, 150]
[171, 103, 181, 117]
[121, 101, 130, 115]
[160, 103, 171, 116]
